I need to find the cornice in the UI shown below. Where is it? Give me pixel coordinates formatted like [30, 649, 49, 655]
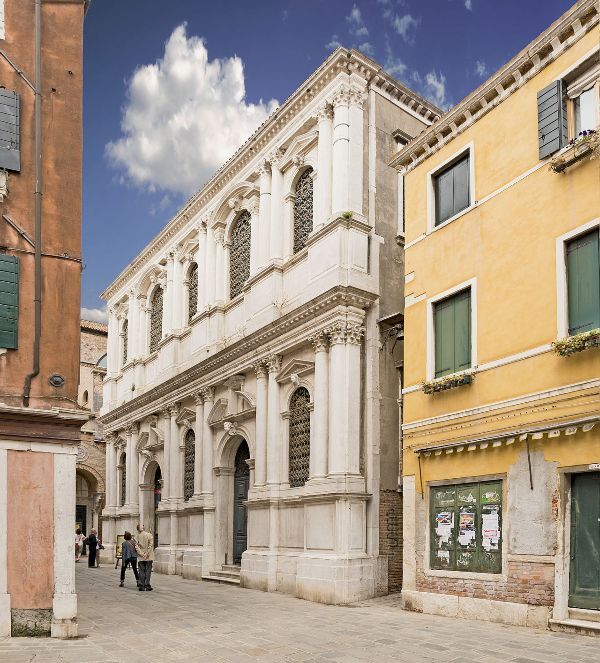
[100, 285, 375, 430]
[101, 47, 441, 302]
[390, 0, 599, 174]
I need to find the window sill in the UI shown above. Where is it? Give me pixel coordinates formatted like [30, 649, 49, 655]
[423, 567, 506, 582]
[430, 203, 476, 234]
[422, 371, 474, 394]
[549, 131, 599, 173]
[552, 328, 600, 356]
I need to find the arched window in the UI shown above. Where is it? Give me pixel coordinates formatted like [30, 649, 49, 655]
[293, 168, 314, 254]
[122, 318, 128, 366]
[183, 429, 195, 501]
[96, 353, 107, 369]
[229, 211, 251, 300]
[289, 387, 311, 487]
[120, 452, 127, 506]
[188, 263, 198, 323]
[149, 287, 163, 353]
[82, 390, 89, 405]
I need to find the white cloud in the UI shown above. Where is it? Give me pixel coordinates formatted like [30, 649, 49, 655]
[392, 14, 421, 44]
[347, 4, 369, 37]
[106, 24, 278, 196]
[383, 36, 407, 79]
[81, 307, 108, 324]
[326, 34, 343, 50]
[465, 0, 473, 9]
[424, 70, 448, 109]
[358, 42, 375, 57]
[475, 60, 487, 77]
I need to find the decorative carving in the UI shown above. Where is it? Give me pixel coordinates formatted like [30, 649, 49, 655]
[316, 103, 333, 122]
[267, 148, 285, 168]
[332, 86, 351, 108]
[229, 210, 251, 299]
[289, 373, 300, 387]
[200, 386, 215, 402]
[193, 392, 204, 406]
[213, 227, 225, 245]
[247, 198, 259, 216]
[328, 322, 346, 345]
[253, 360, 268, 379]
[266, 354, 282, 374]
[76, 445, 89, 463]
[288, 387, 310, 488]
[227, 195, 242, 211]
[349, 87, 367, 108]
[167, 403, 180, 417]
[257, 161, 271, 176]
[223, 421, 238, 436]
[292, 155, 305, 168]
[346, 323, 365, 345]
[310, 331, 329, 353]
[293, 167, 314, 254]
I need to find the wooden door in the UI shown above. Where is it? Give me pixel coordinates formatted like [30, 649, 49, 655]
[233, 442, 250, 565]
[569, 472, 600, 610]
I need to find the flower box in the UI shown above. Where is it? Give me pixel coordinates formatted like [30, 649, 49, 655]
[552, 328, 600, 356]
[422, 372, 473, 395]
[550, 130, 599, 174]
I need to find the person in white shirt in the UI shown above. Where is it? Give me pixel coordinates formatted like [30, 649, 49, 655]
[75, 528, 85, 562]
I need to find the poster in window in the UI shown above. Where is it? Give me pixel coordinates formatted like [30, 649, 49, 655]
[458, 509, 476, 547]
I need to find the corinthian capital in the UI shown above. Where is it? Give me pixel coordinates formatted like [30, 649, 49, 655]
[316, 103, 333, 122]
[331, 85, 351, 108]
[266, 354, 282, 374]
[252, 360, 268, 379]
[213, 227, 225, 245]
[167, 403, 180, 417]
[327, 321, 346, 345]
[200, 385, 215, 402]
[310, 330, 329, 353]
[257, 161, 271, 176]
[345, 323, 365, 345]
[267, 148, 285, 168]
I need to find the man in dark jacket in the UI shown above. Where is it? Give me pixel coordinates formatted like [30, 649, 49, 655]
[87, 529, 98, 568]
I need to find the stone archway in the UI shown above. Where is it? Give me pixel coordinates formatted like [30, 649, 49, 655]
[141, 459, 162, 547]
[233, 442, 250, 565]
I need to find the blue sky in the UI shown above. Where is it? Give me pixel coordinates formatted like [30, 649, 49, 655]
[81, 0, 574, 320]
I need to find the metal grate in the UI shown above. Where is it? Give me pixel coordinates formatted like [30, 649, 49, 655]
[184, 429, 195, 501]
[289, 387, 310, 487]
[122, 318, 128, 366]
[188, 263, 198, 323]
[120, 452, 126, 506]
[149, 287, 163, 353]
[229, 211, 251, 300]
[293, 168, 313, 254]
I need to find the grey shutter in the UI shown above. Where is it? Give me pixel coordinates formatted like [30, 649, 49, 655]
[537, 80, 567, 159]
[0, 255, 19, 349]
[0, 89, 20, 172]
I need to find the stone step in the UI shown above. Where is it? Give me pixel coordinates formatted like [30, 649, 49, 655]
[549, 618, 600, 637]
[202, 570, 241, 586]
[569, 608, 600, 624]
[221, 564, 242, 572]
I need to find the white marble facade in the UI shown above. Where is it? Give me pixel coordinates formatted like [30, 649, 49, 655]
[100, 48, 439, 604]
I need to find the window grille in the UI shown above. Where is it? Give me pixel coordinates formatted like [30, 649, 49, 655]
[120, 452, 126, 506]
[184, 429, 195, 501]
[289, 387, 310, 487]
[293, 168, 314, 254]
[229, 211, 251, 299]
[149, 287, 163, 353]
[188, 263, 198, 323]
[122, 319, 128, 366]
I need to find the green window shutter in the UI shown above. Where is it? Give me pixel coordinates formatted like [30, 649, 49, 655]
[0, 254, 19, 349]
[537, 80, 567, 159]
[567, 229, 600, 335]
[434, 288, 471, 377]
[434, 154, 470, 226]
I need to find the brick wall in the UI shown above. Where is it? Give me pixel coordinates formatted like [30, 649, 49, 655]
[416, 560, 554, 606]
[379, 489, 403, 592]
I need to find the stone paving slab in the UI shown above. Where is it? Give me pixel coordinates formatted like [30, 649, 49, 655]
[0, 565, 597, 662]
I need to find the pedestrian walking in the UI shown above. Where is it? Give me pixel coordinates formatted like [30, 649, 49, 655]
[119, 532, 140, 587]
[135, 524, 154, 591]
[75, 528, 85, 562]
[87, 529, 98, 568]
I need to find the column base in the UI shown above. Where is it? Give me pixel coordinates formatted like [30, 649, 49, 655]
[154, 545, 177, 575]
[0, 593, 10, 637]
[51, 618, 78, 639]
[182, 546, 204, 580]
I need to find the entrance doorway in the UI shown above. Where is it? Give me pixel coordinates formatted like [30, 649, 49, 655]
[154, 466, 162, 550]
[232, 441, 250, 565]
[569, 472, 600, 610]
[75, 504, 87, 535]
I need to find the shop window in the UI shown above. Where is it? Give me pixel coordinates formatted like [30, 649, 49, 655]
[430, 480, 502, 573]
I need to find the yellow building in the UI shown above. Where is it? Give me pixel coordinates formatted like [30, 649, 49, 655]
[391, 0, 600, 633]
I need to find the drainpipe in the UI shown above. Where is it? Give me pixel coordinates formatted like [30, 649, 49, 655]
[22, 0, 42, 406]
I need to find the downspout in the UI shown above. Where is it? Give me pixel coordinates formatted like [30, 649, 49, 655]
[23, 0, 42, 406]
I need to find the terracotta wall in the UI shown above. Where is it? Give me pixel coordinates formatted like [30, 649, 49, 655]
[7, 451, 54, 608]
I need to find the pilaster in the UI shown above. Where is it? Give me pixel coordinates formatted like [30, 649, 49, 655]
[266, 355, 283, 485]
[268, 149, 284, 263]
[331, 85, 351, 215]
[316, 103, 333, 228]
[258, 162, 272, 267]
[253, 361, 268, 486]
[310, 331, 329, 478]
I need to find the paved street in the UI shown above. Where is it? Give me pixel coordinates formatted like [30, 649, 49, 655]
[0, 565, 597, 662]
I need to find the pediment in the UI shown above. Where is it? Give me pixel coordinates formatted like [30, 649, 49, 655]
[147, 423, 164, 450]
[281, 129, 318, 171]
[207, 398, 228, 426]
[137, 431, 149, 452]
[276, 359, 314, 383]
[176, 407, 195, 428]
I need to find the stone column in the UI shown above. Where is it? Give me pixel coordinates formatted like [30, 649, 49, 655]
[310, 331, 329, 478]
[160, 408, 171, 500]
[214, 228, 225, 304]
[201, 386, 215, 494]
[169, 404, 181, 500]
[348, 83, 366, 216]
[316, 103, 333, 227]
[125, 426, 134, 507]
[258, 162, 272, 267]
[253, 361, 268, 486]
[197, 222, 207, 311]
[193, 393, 204, 496]
[328, 323, 364, 475]
[268, 150, 284, 262]
[127, 291, 136, 361]
[205, 225, 216, 307]
[129, 423, 140, 511]
[331, 86, 350, 215]
[173, 253, 186, 331]
[105, 433, 116, 507]
[249, 199, 260, 276]
[266, 355, 282, 485]
[107, 307, 119, 375]
[163, 251, 174, 335]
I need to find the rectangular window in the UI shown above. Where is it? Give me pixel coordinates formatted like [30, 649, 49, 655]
[0, 89, 20, 172]
[574, 87, 598, 135]
[434, 288, 471, 378]
[430, 480, 502, 574]
[434, 154, 470, 226]
[566, 229, 600, 335]
[0, 254, 19, 349]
